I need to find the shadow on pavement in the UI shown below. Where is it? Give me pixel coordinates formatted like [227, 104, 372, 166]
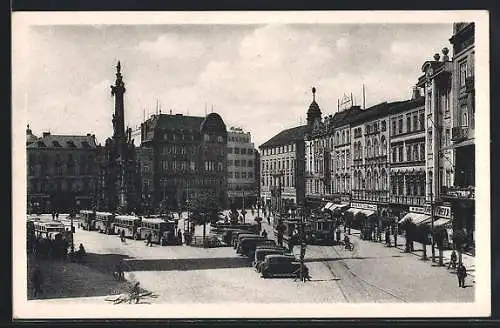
[303, 255, 404, 263]
[123, 256, 253, 272]
[27, 254, 143, 300]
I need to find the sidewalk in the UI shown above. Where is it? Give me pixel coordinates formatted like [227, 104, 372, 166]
[348, 228, 475, 279]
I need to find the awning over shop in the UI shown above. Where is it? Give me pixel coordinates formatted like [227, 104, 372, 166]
[398, 212, 431, 225]
[425, 218, 451, 227]
[443, 138, 475, 150]
[330, 203, 349, 211]
[346, 208, 375, 217]
[322, 202, 335, 211]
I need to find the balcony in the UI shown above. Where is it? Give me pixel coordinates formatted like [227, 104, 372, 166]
[351, 190, 389, 203]
[441, 186, 475, 200]
[452, 126, 473, 142]
[389, 195, 426, 206]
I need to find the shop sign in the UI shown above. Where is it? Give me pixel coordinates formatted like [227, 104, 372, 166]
[350, 202, 378, 211]
[409, 205, 451, 219]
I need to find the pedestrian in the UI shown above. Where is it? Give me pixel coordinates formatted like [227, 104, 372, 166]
[385, 228, 391, 246]
[457, 263, 467, 288]
[177, 229, 182, 244]
[267, 216, 271, 225]
[335, 227, 341, 243]
[120, 229, 125, 243]
[32, 264, 43, 298]
[261, 230, 268, 238]
[146, 232, 153, 247]
[448, 250, 458, 269]
[56, 212, 59, 220]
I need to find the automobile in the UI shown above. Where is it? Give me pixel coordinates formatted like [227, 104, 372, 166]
[241, 239, 278, 258]
[221, 229, 251, 246]
[260, 254, 306, 278]
[253, 247, 286, 272]
[235, 236, 268, 255]
[233, 233, 261, 249]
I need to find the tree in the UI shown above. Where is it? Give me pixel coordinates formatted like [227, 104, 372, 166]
[186, 191, 222, 245]
[433, 225, 448, 266]
[229, 203, 239, 224]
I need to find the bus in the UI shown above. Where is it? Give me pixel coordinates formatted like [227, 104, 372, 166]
[136, 217, 177, 245]
[113, 215, 142, 239]
[33, 221, 67, 240]
[80, 210, 96, 231]
[95, 212, 115, 234]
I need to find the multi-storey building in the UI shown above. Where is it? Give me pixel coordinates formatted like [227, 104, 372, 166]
[227, 127, 257, 208]
[259, 88, 320, 213]
[136, 146, 154, 213]
[140, 112, 228, 210]
[347, 101, 393, 219]
[27, 128, 99, 213]
[443, 22, 475, 247]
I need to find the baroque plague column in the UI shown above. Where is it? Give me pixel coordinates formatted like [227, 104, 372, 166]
[100, 61, 139, 214]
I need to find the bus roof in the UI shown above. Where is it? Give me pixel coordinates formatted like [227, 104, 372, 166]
[35, 221, 65, 228]
[80, 210, 94, 214]
[115, 215, 141, 220]
[141, 218, 166, 224]
[95, 211, 114, 216]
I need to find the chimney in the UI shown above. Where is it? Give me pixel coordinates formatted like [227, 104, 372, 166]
[87, 133, 91, 136]
[412, 87, 421, 100]
[42, 132, 50, 138]
[433, 53, 440, 61]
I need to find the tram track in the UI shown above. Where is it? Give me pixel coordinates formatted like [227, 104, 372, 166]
[314, 244, 409, 303]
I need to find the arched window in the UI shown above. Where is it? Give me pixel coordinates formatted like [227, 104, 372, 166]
[381, 136, 387, 155]
[381, 169, 387, 190]
[336, 132, 340, 145]
[413, 144, 419, 161]
[374, 170, 379, 190]
[342, 131, 346, 145]
[366, 139, 371, 158]
[373, 138, 379, 157]
[366, 170, 372, 190]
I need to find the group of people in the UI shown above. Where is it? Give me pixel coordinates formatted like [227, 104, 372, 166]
[30, 235, 69, 261]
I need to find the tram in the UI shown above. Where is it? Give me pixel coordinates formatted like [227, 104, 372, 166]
[305, 216, 337, 245]
[79, 210, 96, 231]
[113, 215, 141, 239]
[94, 211, 115, 234]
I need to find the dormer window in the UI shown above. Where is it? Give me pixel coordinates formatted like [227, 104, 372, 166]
[37, 141, 46, 147]
[67, 140, 76, 148]
[52, 140, 62, 147]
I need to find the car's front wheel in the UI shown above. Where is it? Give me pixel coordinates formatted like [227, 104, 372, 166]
[261, 269, 271, 278]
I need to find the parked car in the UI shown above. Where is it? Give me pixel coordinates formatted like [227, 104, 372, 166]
[253, 247, 287, 272]
[260, 254, 305, 278]
[236, 236, 268, 255]
[221, 229, 251, 246]
[240, 238, 277, 258]
[233, 233, 261, 249]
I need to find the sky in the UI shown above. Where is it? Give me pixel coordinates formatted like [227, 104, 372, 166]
[16, 23, 453, 147]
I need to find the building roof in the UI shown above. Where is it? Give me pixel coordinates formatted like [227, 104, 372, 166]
[260, 125, 308, 148]
[152, 114, 205, 131]
[27, 133, 97, 149]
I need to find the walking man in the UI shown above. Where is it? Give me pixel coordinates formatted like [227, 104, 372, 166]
[385, 228, 391, 247]
[457, 263, 467, 288]
[448, 249, 458, 269]
[146, 232, 153, 247]
[120, 229, 125, 243]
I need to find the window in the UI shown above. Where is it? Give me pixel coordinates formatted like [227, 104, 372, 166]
[445, 129, 451, 146]
[227, 160, 233, 166]
[392, 121, 397, 135]
[217, 136, 223, 142]
[241, 148, 247, 155]
[406, 146, 411, 162]
[461, 105, 469, 126]
[234, 148, 240, 154]
[241, 160, 246, 167]
[234, 160, 240, 166]
[235, 172, 240, 179]
[398, 146, 403, 163]
[406, 116, 411, 133]
[398, 118, 403, 134]
[248, 172, 253, 178]
[392, 147, 397, 163]
[381, 121, 387, 132]
[419, 112, 425, 130]
[413, 114, 418, 131]
[248, 160, 253, 167]
[460, 61, 467, 87]
[241, 172, 247, 179]
[227, 147, 233, 154]
[413, 145, 419, 161]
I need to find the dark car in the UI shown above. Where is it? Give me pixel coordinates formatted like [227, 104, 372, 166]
[233, 233, 261, 249]
[260, 254, 305, 278]
[221, 229, 251, 246]
[235, 236, 268, 255]
[253, 247, 286, 272]
[241, 239, 278, 258]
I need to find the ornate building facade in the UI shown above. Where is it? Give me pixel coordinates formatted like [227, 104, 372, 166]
[140, 112, 228, 210]
[26, 127, 99, 213]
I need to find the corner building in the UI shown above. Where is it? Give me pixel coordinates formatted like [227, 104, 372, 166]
[140, 112, 228, 210]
